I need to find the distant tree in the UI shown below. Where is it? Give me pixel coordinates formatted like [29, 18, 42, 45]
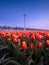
[7, 26, 11, 30]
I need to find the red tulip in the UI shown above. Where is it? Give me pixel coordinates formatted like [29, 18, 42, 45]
[45, 33, 49, 39]
[13, 35, 18, 39]
[30, 35, 35, 41]
[17, 39, 21, 45]
[35, 33, 44, 40]
[13, 38, 18, 44]
[30, 43, 35, 51]
[46, 40, 49, 47]
[23, 34, 29, 39]
[38, 42, 43, 49]
[22, 41, 27, 51]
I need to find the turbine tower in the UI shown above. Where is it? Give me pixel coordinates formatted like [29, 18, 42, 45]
[24, 14, 26, 30]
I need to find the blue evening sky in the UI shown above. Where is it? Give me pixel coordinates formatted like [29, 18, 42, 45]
[0, 0, 49, 29]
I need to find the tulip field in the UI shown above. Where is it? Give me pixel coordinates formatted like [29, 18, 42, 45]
[0, 30, 49, 65]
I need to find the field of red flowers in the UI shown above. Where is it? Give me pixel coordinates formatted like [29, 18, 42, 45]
[0, 30, 49, 65]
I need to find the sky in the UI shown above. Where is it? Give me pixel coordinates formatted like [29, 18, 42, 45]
[0, 0, 49, 30]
